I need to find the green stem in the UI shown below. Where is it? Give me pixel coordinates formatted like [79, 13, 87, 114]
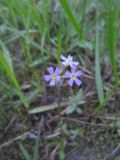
[57, 83, 61, 113]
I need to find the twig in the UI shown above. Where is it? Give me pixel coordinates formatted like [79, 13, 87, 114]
[48, 108, 67, 123]
[46, 131, 61, 139]
[0, 132, 30, 150]
[4, 114, 16, 133]
[50, 144, 60, 160]
[98, 115, 120, 121]
[105, 144, 120, 160]
[62, 117, 113, 128]
[0, 116, 44, 150]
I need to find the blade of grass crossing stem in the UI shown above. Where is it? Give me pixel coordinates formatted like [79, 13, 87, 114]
[0, 51, 28, 108]
[0, 40, 13, 70]
[19, 143, 31, 160]
[59, 0, 82, 39]
[95, 8, 104, 103]
[96, 91, 111, 113]
[96, 80, 120, 112]
[33, 122, 41, 160]
[107, 2, 119, 83]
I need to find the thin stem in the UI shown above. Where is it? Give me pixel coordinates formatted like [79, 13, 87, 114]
[56, 83, 61, 113]
[56, 83, 64, 129]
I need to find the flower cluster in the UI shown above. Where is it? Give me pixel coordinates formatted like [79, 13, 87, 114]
[44, 55, 83, 87]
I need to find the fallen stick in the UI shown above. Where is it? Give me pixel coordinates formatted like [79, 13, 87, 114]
[105, 144, 120, 160]
[0, 132, 29, 150]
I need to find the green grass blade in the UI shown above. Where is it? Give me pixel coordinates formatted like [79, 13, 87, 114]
[107, 1, 119, 83]
[19, 143, 31, 160]
[57, 29, 62, 63]
[115, 156, 120, 160]
[33, 123, 41, 160]
[31, 6, 45, 32]
[0, 51, 28, 108]
[95, 7, 104, 103]
[40, 29, 47, 64]
[80, 0, 87, 38]
[59, 0, 82, 39]
[0, 40, 13, 70]
[96, 80, 120, 113]
[42, 0, 50, 37]
[96, 91, 111, 113]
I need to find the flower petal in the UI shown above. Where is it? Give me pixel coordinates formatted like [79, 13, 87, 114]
[49, 79, 56, 86]
[68, 79, 74, 86]
[73, 61, 79, 66]
[62, 61, 68, 66]
[61, 55, 66, 60]
[56, 76, 61, 81]
[44, 75, 51, 81]
[69, 62, 74, 67]
[68, 55, 73, 61]
[76, 70, 83, 77]
[71, 66, 76, 73]
[65, 71, 71, 78]
[75, 78, 82, 86]
[55, 67, 60, 75]
[48, 67, 54, 74]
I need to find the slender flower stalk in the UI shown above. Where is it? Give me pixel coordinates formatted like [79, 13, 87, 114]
[44, 54, 83, 129]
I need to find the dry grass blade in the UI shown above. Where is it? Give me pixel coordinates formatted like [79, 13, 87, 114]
[29, 101, 69, 114]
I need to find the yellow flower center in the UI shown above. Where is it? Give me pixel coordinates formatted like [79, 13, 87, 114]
[52, 74, 57, 79]
[71, 73, 76, 79]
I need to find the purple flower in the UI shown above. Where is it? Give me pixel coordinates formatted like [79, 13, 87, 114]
[61, 54, 79, 67]
[65, 66, 83, 86]
[44, 67, 61, 86]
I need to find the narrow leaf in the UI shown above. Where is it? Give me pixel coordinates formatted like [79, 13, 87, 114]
[0, 51, 28, 108]
[33, 122, 41, 160]
[95, 8, 104, 103]
[107, 1, 119, 83]
[19, 143, 31, 160]
[29, 101, 69, 114]
[59, 0, 82, 39]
